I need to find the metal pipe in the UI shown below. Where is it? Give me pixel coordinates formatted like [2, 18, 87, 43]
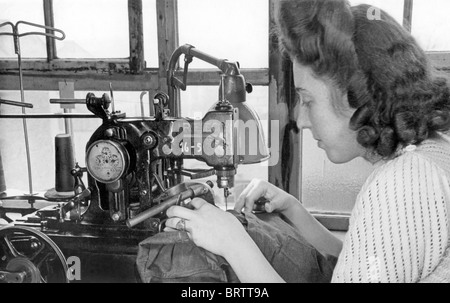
[166, 44, 241, 117]
[15, 34, 34, 195]
[0, 98, 33, 108]
[0, 114, 96, 119]
[49, 99, 85, 104]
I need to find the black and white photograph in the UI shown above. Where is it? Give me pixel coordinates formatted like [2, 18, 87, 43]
[0, 0, 449, 289]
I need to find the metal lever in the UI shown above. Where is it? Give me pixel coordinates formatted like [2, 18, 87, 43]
[179, 168, 216, 180]
[126, 183, 212, 228]
[59, 188, 91, 222]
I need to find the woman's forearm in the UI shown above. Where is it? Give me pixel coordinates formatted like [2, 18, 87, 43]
[282, 198, 343, 258]
[223, 231, 285, 283]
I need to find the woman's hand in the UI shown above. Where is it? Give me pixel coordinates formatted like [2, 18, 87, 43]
[234, 179, 299, 214]
[165, 198, 248, 257]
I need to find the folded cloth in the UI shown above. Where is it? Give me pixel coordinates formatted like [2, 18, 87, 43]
[136, 211, 336, 283]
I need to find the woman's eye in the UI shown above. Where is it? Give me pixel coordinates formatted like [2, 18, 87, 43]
[301, 98, 312, 107]
[296, 89, 313, 107]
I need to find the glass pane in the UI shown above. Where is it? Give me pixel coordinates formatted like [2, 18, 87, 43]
[302, 132, 375, 214]
[411, 0, 450, 51]
[180, 85, 269, 207]
[0, 0, 46, 58]
[349, 0, 404, 25]
[178, 0, 269, 69]
[53, 0, 129, 58]
[143, 0, 158, 68]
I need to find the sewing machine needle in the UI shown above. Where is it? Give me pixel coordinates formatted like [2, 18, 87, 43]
[224, 188, 229, 210]
[225, 191, 227, 210]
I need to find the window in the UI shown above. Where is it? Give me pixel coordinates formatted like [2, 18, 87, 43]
[53, 0, 130, 58]
[0, 0, 46, 58]
[412, 0, 450, 51]
[142, 0, 159, 67]
[178, 0, 269, 69]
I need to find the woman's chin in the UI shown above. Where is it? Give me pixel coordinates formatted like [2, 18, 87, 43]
[325, 150, 355, 164]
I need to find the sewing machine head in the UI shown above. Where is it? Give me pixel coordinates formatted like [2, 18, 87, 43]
[80, 89, 239, 230]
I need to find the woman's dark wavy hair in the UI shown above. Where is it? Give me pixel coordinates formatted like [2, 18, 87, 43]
[276, 0, 450, 158]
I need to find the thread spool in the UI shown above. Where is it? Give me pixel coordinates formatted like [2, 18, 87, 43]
[55, 134, 75, 193]
[0, 149, 6, 193]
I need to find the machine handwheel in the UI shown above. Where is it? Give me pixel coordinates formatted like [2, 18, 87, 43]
[0, 226, 68, 283]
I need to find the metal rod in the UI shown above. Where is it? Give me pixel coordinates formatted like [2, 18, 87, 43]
[43, 0, 57, 61]
[15, 35, 35, 196]
[63, 108, 74, 137]
[0, 114, 96, 119]
[139, 91, 147, 117]
[0, 21, 65, 40]
[0, 98, 33, 108]
[109, 83, 115, 113]
[49, 99, 85, 104]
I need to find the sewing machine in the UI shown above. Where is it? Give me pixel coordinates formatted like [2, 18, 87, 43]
[0, 45, 269, 283]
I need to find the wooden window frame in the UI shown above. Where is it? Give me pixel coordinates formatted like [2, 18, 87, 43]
[1, 0, 449, 231]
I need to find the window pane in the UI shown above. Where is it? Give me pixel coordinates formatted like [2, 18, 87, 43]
[349, 0, 404, 25]
[53, 0, 129, 58]
[180, 85, 269, 207]
[143, 0, 158, 68]
[0, 0, 46, 58]
[178, 0, 269, 69]
[411, 0, 450, 51]
[302, 132, 375, 214]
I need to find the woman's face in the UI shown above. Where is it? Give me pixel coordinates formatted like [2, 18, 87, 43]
[293, 62, 366, 164]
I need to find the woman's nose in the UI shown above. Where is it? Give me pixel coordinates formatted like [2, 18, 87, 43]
[295, 103, 311, 130]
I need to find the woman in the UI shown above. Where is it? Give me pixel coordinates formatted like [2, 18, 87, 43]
[165, 0, 450, 283]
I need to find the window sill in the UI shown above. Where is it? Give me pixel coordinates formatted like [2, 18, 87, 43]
[312, 212, 350, 232]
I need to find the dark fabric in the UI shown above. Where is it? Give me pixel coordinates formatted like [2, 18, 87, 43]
[136, 231, 239, 283]
[136, 211, 337, 283]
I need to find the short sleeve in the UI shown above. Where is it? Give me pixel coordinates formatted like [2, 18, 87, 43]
[332, 152, 450, 283]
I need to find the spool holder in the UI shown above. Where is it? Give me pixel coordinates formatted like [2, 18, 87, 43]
[0, 21, 65, 196]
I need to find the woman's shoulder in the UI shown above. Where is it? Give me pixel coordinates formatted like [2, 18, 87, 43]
[358, 133, 450, 204]
[389, 132, 450, 178]
[370, 131, 450, 179]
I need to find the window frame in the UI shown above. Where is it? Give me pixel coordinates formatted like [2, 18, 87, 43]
[1, 0, 449, 231]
